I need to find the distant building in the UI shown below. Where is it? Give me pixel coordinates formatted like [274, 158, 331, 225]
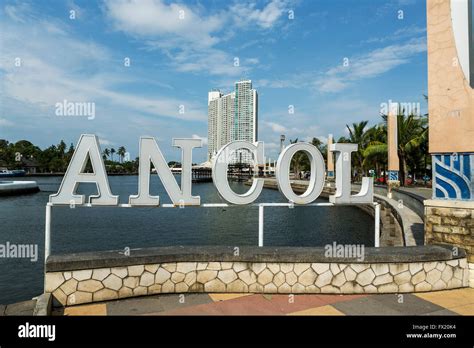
[207, 80, 258, 164]
[21, 157, 39, 174]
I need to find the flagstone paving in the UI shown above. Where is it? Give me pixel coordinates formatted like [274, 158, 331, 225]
[54, 288, 474, 316]
[0, 300, 36, 316]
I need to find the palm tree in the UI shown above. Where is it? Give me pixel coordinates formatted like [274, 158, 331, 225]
[311, 137, 327, 161]
[289, 138, 309, 179]
[110, 148, 116, 162]
[337, 136, 351, 143]
[102, 148, 109, 160]
[311, 137, 323, 149]
[57, 140, 67, 171]
[58, 140, 66, 157]
[102, 148, 109, 161]
[117, 146, 126, 163]
[396, 114, 427, 186]
[345, 121, 370, 179]
[380, 111, 428, 186]
[363, 124, 387, 178]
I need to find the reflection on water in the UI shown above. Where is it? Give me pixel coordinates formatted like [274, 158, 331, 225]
[0, 175, 373, 304]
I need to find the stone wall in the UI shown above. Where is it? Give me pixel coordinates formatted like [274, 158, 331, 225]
[45, 245, 469, 306]
[425, 199, 474, 287]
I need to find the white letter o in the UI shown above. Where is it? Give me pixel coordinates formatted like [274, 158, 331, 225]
[276, 143, 325, 204]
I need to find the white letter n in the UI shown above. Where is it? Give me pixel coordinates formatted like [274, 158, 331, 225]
[129, 137, 201, 206]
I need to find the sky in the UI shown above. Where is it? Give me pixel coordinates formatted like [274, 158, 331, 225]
[0, 0, 428, 162]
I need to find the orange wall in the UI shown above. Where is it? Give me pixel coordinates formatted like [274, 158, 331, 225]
[427, 0, 474, 153]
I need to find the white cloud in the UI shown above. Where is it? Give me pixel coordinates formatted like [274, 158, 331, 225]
[4, 3, 31, 23]
[102, 0, 280, 77]
[0, 5, 212, 162]
[192, 134, 208, 145]
[231, 0, 289, 29]
[0, 118, 14, 127]
[245, 57, 260, 65]
[263, 121, 287, 133]
[103, 0, 222, 48]
[98, 134, 114, 147]
[264, 142, 280, 150]
[159, 46, 253, 77]
[0, 15, 205, 122]
[257, 36, 427, 93]
[256, 78, 299, 89]
[362, 25, 426, 44]
[317, 79, 349, 93]
[314, 37, 426, 92]
[258, 119, 326, 159]
[103, 0, 242, 77]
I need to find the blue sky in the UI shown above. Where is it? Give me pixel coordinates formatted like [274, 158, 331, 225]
[0, 0, 427, 162]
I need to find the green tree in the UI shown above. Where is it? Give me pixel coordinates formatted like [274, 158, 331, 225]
[103, 148, 110, 161]
[0, 140, 11, 166]
[289, 138, 309, 179]
[57, 140, 67, 171]
[110, 148, 116, 162]
[375, 110, 428, 186]
[393, 113, 428, 186]
[117, 146, 126, 163]
[311, 137, 327, 161]
[363, 124, 387, 178]
[345, 121, 370, 179]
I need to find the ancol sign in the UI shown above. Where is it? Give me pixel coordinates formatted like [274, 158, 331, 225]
[50, 134, 373, 206]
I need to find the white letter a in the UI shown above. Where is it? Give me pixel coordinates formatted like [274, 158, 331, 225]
[49, 134, 118, 205]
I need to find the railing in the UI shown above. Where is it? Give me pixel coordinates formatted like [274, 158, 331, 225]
[44, 202, 381, 265]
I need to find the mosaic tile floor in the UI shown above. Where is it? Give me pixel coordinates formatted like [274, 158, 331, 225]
[55, 288, 474, 316]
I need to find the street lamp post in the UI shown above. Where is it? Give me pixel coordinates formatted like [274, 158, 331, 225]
[280, 135, 286, 154]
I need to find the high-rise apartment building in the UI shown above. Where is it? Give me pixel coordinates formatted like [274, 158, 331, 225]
[207, 80, 258, 164]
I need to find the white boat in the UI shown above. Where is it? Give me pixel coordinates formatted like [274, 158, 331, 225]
[0, 168, 26, 177]
[0, 180, 39, 195]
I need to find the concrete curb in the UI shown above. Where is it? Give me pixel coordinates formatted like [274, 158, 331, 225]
[33, 293, 52, 316]
[45, 245, 465, 272]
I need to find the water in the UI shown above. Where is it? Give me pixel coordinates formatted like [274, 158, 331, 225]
[0, 176, 373, 304]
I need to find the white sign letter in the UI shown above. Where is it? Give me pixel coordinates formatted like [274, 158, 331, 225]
[329, 143, 373, 204]
[212, 141, 264, 205]
[129, 137, 201, 206]
[276, 142, 325, 204]
[49, 134, 118, 205]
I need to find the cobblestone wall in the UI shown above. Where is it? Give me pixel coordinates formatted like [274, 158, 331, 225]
[46, 259, 469, 306]
[424, 200, 474, 287]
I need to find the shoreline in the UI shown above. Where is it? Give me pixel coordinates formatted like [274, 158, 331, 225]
[25, 172, 139, 177]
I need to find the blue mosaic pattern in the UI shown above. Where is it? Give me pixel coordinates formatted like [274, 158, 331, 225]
[433, 153, 474, 200]
[388, 170, 398, 181]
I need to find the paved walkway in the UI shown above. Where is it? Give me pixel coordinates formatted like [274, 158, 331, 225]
[55, 288, 474, 316]
[397, 186, 432, 199]
[0, 299, 36, 316]
[273, 178, 432, 200]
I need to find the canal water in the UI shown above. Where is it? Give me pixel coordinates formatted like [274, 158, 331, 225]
[0, 176, 373, 304]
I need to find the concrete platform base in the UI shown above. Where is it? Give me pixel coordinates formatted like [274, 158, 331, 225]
[0, 181, 39, 196]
